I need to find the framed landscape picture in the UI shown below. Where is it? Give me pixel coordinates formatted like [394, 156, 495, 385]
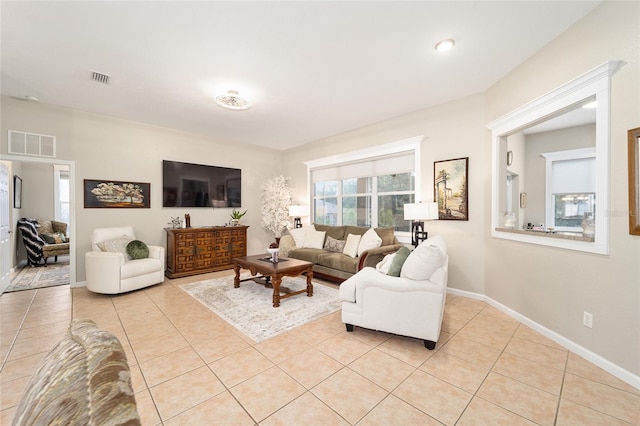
[84, 179, 151, 208]
[434, 157, 468, 221]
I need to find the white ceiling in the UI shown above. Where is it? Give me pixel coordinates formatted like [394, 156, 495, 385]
[0, 1, 601, 151]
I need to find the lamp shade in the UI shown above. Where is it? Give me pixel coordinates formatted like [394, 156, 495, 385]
[288, 205, 309, 217]
[404, 202, 438, 221]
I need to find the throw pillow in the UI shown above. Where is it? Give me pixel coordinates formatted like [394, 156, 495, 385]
[324, 236, 346, 253]
[289, 226, 313, 247]
[376, 252, 396, 274]
[400, 243, 445, 281]
[97, 237, 133, 258]
[387, 246, 411, 277]
[342, 233, 361, 258]
[41, 233, 67, 244]
[302, 230, 326, 249]
[357, 228, 382, 256]
[126, 240, 149, 260]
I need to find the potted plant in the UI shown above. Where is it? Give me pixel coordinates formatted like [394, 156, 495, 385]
[260, 175, 293, 241]
[230, 209, 247, 226]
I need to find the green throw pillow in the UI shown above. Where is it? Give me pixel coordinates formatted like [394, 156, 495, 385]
[41, 233, 66, 244]
[387, 246, 411, 277]
[126, 240, 149, 260]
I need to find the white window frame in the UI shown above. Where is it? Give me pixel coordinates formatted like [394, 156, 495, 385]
[304, 136, 423, 244]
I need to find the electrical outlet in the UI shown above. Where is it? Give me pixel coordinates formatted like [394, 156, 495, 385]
[583, 311, 593, 328]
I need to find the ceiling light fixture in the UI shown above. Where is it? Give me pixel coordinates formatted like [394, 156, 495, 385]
[214, 90, 252, 111]
[10, 95, 39, 102]
[434, 38, 455, 52]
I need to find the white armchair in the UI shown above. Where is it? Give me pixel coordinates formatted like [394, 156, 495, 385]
[85, 226, 165, 294]
[339, 235, 448, 349]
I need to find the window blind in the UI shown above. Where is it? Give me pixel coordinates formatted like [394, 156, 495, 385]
[311, 151, 414, 182]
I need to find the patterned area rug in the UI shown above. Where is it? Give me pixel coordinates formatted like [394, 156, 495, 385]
[7, 261, 70, 292]
[180, 274, 341, 342]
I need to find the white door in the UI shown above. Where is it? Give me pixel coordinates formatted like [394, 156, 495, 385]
[0, 163, 10, 293]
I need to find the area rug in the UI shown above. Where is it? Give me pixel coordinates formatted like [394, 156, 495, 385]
[7, 261, 70, 292]
[180, 274, 341, 342]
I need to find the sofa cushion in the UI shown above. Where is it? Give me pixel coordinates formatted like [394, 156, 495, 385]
[317, 252, 360, 274]
[287, 247, 326, 264]
[313, 224, 346, 240]
[374, 227, 396, 246]
[41, 233, 67, 244]
[343, 233, 361, 258]
[11, 319, 140, 425]
[400, 243, 444, 281]
[344, 225, 369, 237]
[324, 236, 346, 253]
[357, 228, 382, 256]
[302, 229, 326, 249]
[387, 246, 411, 277]
[36, 220, 54, 235]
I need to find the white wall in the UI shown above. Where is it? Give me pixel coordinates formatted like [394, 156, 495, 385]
[484, 1, 639, 376]
[0, 100, 285, 281]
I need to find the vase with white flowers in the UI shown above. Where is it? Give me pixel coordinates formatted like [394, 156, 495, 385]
[260, 175, 293, 241]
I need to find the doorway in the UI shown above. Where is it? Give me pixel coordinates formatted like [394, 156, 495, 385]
[0, 155, 76, 294]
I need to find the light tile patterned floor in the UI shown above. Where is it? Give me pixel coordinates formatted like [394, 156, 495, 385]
[1, 271, 639, 425]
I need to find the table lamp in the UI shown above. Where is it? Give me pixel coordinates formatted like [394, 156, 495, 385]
[288, 205, 309, 228]
[404, 202, 439, 247]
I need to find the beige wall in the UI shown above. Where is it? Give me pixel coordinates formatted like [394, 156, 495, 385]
[283, 94, 489, 296]
[522, 124, 596, 225]
[1, 100, 284, 281]
[0, 0, 637, 380]
[485, 1, 639, 376]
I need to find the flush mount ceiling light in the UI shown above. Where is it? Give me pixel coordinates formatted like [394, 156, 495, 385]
[434, 38, 455, 52]
[214, 90, 252, 111]
[10, 95, 39, 102]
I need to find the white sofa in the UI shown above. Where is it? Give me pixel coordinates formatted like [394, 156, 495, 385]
[85, 226, 165, 294]
[339, 235, 448, 349]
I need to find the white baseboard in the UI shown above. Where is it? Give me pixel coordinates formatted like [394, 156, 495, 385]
[447, 287, 640, 391]
[71, 280, 86, 288]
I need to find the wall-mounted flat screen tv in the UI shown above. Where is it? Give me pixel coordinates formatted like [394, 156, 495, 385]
[162, 160, 241, 208]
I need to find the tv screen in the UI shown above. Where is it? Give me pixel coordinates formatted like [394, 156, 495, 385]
[162, 160, 241, 208]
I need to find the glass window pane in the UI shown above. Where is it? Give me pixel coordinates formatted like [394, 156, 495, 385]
[379, 194, 414, 231]
[314, 181, 338, 197]
[554, 193, 595, 227]
[343, 196, 371, 226]
[343, 177, 372, 195]
[314, 197, 337, 225]
[377, 172, 415, 192]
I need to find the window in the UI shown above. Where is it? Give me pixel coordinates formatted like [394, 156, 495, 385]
[306, 137, 422, 235]
[54, 165, 70, 226]
[543, 148, 596, 232]
[313, 173, 415, 230]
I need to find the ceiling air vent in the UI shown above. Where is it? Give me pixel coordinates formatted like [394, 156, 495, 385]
[90, 71, 111, 84]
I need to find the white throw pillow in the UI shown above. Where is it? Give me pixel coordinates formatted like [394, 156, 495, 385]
[289, 225, 313, 247]
[376, 252, 396, 274]
[342, 233, 361, 258]
[400, 243, 445, 281]
[302, 229, 326, 249]
[357, 228, 382, 256]
[97, 237, 133, 258]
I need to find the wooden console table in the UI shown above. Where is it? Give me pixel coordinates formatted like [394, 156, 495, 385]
[165, 225, 248, 278]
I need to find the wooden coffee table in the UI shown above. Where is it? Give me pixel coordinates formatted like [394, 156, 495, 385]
[233, 254, 314, 307]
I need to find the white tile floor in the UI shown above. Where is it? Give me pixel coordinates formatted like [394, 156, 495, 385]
[1, 271, 639, 425]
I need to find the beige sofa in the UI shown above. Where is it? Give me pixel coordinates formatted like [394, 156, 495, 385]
[279, 224, 403, 283]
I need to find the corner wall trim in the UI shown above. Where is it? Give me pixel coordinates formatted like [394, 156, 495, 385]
[447, 287, 640, 390]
